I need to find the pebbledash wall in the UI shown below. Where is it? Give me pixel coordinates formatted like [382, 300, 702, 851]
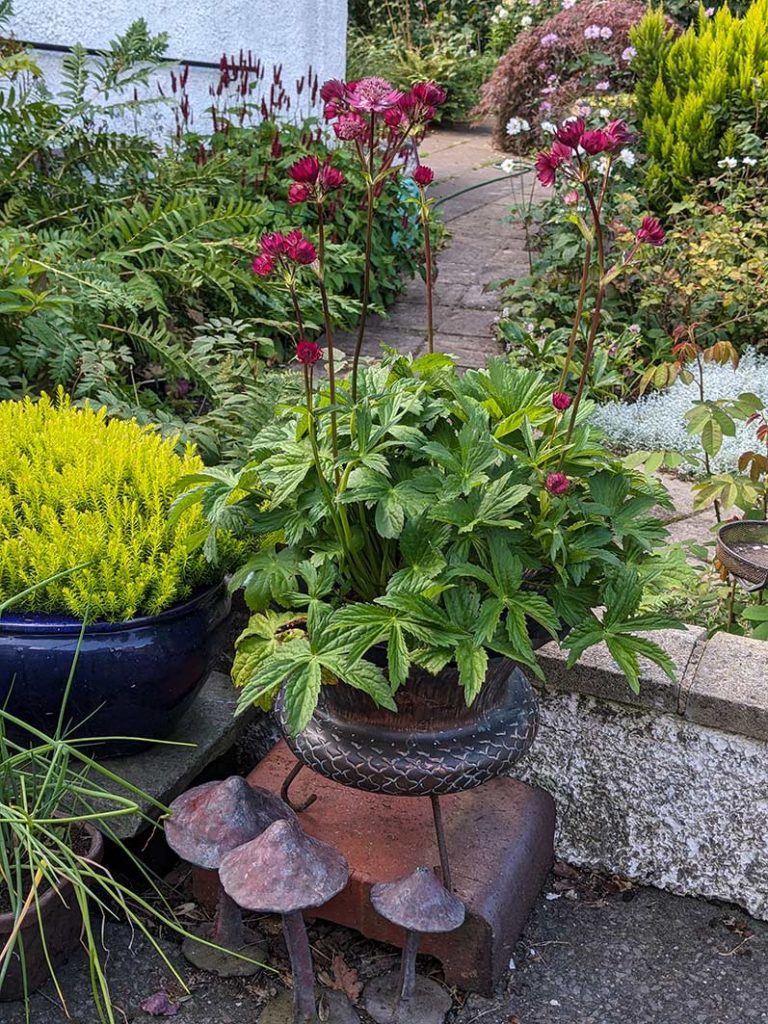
[523, 627, 768, 921]
[6, 0, 348, 136]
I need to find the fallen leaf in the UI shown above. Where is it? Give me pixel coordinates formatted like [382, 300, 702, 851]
[319, 953, 363, 1003]
[141, 992, 179, 1017]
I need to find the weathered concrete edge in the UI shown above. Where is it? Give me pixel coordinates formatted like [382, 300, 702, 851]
[535, 624, 768, 743]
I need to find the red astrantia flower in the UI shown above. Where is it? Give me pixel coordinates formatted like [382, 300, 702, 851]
[604, 119, 634, 150]
[285, 229, 317, 265]
[318, 163, 345, 191]
[260, 232, 289, 257]
[413, 165, 434, 187]
[288, 155, 320, 184]
[636, 216, 666, 247]
[320, 78, 347, 104]
[252, 254, 275, 277]
[545, 472, 571, 496]
[552, 391, 572, 411]
[288, 183, 311, 205]
[296, 339, 323, 365]
[579, 129, 612, 155]
[535, 142, 572, 186]
[347, 76, 403, 113]
[334, 112, 368, 140]
[555, 117, 585, 148]
[412, 81, 447, 107]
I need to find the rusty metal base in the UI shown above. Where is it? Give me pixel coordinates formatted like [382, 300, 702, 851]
[245, 741, 555, 997]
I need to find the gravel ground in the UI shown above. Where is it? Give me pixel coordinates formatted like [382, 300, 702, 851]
[3, 865, 765, 1024]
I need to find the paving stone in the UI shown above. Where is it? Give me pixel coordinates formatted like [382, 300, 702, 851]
[684, 630, 768, 740]
[665, 511, 718, 549]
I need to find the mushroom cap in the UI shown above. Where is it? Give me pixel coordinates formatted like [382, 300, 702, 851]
[219, 818, 349, 914]
[370, 867, 465, 934]
[165, 776, 295, 869]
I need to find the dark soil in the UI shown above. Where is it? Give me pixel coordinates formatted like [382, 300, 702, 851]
[0, 823, 93, 915]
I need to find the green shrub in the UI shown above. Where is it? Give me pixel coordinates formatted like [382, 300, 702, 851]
[632, 1, 768, 203]
[0, 393, 226, 621]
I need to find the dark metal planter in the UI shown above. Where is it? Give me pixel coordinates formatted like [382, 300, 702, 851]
[0, 823, 104, 1002]
[0, 583, 231, 757]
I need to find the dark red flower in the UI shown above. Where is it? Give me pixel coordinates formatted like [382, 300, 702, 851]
[288, 182, 311, 205]
[288, 155, 320, 184]
[285, 229, 317, 264]
[535, 141, 572, 186]
[412, 81, 447, 107]
[545, 472, 571, 496]
[260, 232, 289, 257]
[252, 254, 275, 277]
[318, 163, 345, 191]
[320, 78, 347, 103]
[334, 112, 368, 140]
[580, 129, 612, 155]
[636, 216, 666, 246]
[413, 165, 434, 187]
[604, 119, 634, 150]
[552, 392, 572, 411]
[555, 117, 585, 148]
[384, 107, 405, 129]
[296, 339, 323, 365]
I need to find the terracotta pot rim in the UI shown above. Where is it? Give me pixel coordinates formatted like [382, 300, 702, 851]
[0, 822, 104, 932]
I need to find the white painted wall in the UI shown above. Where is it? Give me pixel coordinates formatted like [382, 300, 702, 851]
[7, 0, 347, 137]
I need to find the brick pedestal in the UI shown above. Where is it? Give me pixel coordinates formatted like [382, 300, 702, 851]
[238, 742, 554, 995]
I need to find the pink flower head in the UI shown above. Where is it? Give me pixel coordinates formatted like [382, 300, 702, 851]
[285, 229, 317, 265]
[252, 253, 275, 277]
[563, 189, 580, 205]
[535, 141, 572, 186]
[347, 76, 403, 113]
[413, 165, 434, 187]
[334, 112, 368, 140]
[318, 162, 345, 191]
[260, 232, 289, 257]
[412, 81, 447, 107]
[555, 117, 585, 148]
[288, 155, 320, 184]
[296, 339, 323, 365]
[604, 119, 634, 150]
[546, 472, 571, 496]
[636, 216, 666, 247]
[288, 182, 311, 205]
[320, 78, 347, 104]
[580, 129, 612, 155]
[384, 107, 405, 129]
[552, 392, 572, 411]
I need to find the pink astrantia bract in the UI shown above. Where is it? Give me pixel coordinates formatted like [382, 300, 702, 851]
[535, 141, 572, 186]
[347, 76, 403, 113]
[252, 254, 275, 277]
[296, 340, 323, 365]
[413, 165, 434, 187]
[555, 117, 585, 148]
[636, 216, 666, 247]
[546, 472, 571, 496]
[552, 392, 572, 411]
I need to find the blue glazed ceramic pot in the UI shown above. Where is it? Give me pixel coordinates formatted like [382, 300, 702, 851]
[0, 582, 231, 756]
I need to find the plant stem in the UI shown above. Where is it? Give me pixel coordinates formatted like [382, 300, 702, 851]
[351, 182, 375, 404]
[557, 239, 592, 394]
[316, 206, 338, 464]
[282, 911, 318, 1023]
[420, 192, 435, 354]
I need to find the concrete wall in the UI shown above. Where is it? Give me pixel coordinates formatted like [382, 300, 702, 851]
[7, 0, 348, 137]
[518, 628, 768, 920]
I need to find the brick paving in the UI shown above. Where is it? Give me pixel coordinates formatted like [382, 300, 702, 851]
[337, 126, 544, 370]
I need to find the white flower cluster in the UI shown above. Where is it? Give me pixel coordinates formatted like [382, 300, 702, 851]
[584, 24, 613, 40]
[591, 349, 768, 475]
[717, 155, 759, 168]
[506, 116, 531, 136]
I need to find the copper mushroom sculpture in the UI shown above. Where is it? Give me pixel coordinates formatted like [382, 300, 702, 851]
[165, 775, 294, 975]
[365, 866, 465, 1024]
[219, 818, 358, 1024]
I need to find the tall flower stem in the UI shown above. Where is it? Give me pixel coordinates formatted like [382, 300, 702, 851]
[351, 183, 375, 403]
[316, 206, 339, 465]
[419, 191, 435, 354]
[556, 239, 592, 394]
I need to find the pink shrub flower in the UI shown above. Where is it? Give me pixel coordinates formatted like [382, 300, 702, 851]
[552, 392, 572, 410]
[555, 117, 585, 148]
[288, 183, 311, 205]
[252, 254, 275, 277]
[286, 229, 317, 264]
[546, 472, 571, 496]
[347, 76, 403, 113]
[413, 165, 434, 186]
[296, 340, 323, 365]
[636, 216, 666, 247]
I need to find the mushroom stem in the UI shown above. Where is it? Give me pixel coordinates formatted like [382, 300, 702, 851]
[398, 929, 420, 1003]
[212, 884, 244, 948]
[282, 909, 318, 1023]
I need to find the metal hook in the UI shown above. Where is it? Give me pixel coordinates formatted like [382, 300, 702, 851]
[280, 761, 318, 813]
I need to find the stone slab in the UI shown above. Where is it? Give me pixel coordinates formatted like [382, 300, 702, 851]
[96, 671, 256, 839]
[243, 741, 555, 997]
[684, 630, 768, 740]
[535, 626, 706, 716]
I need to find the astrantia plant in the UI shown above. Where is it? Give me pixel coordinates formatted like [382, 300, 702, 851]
[181, 100, 682, 736]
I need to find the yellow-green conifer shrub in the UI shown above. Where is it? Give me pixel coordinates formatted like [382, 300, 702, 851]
[631, 1, 768, 203]
[0, 393, 223, 621]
